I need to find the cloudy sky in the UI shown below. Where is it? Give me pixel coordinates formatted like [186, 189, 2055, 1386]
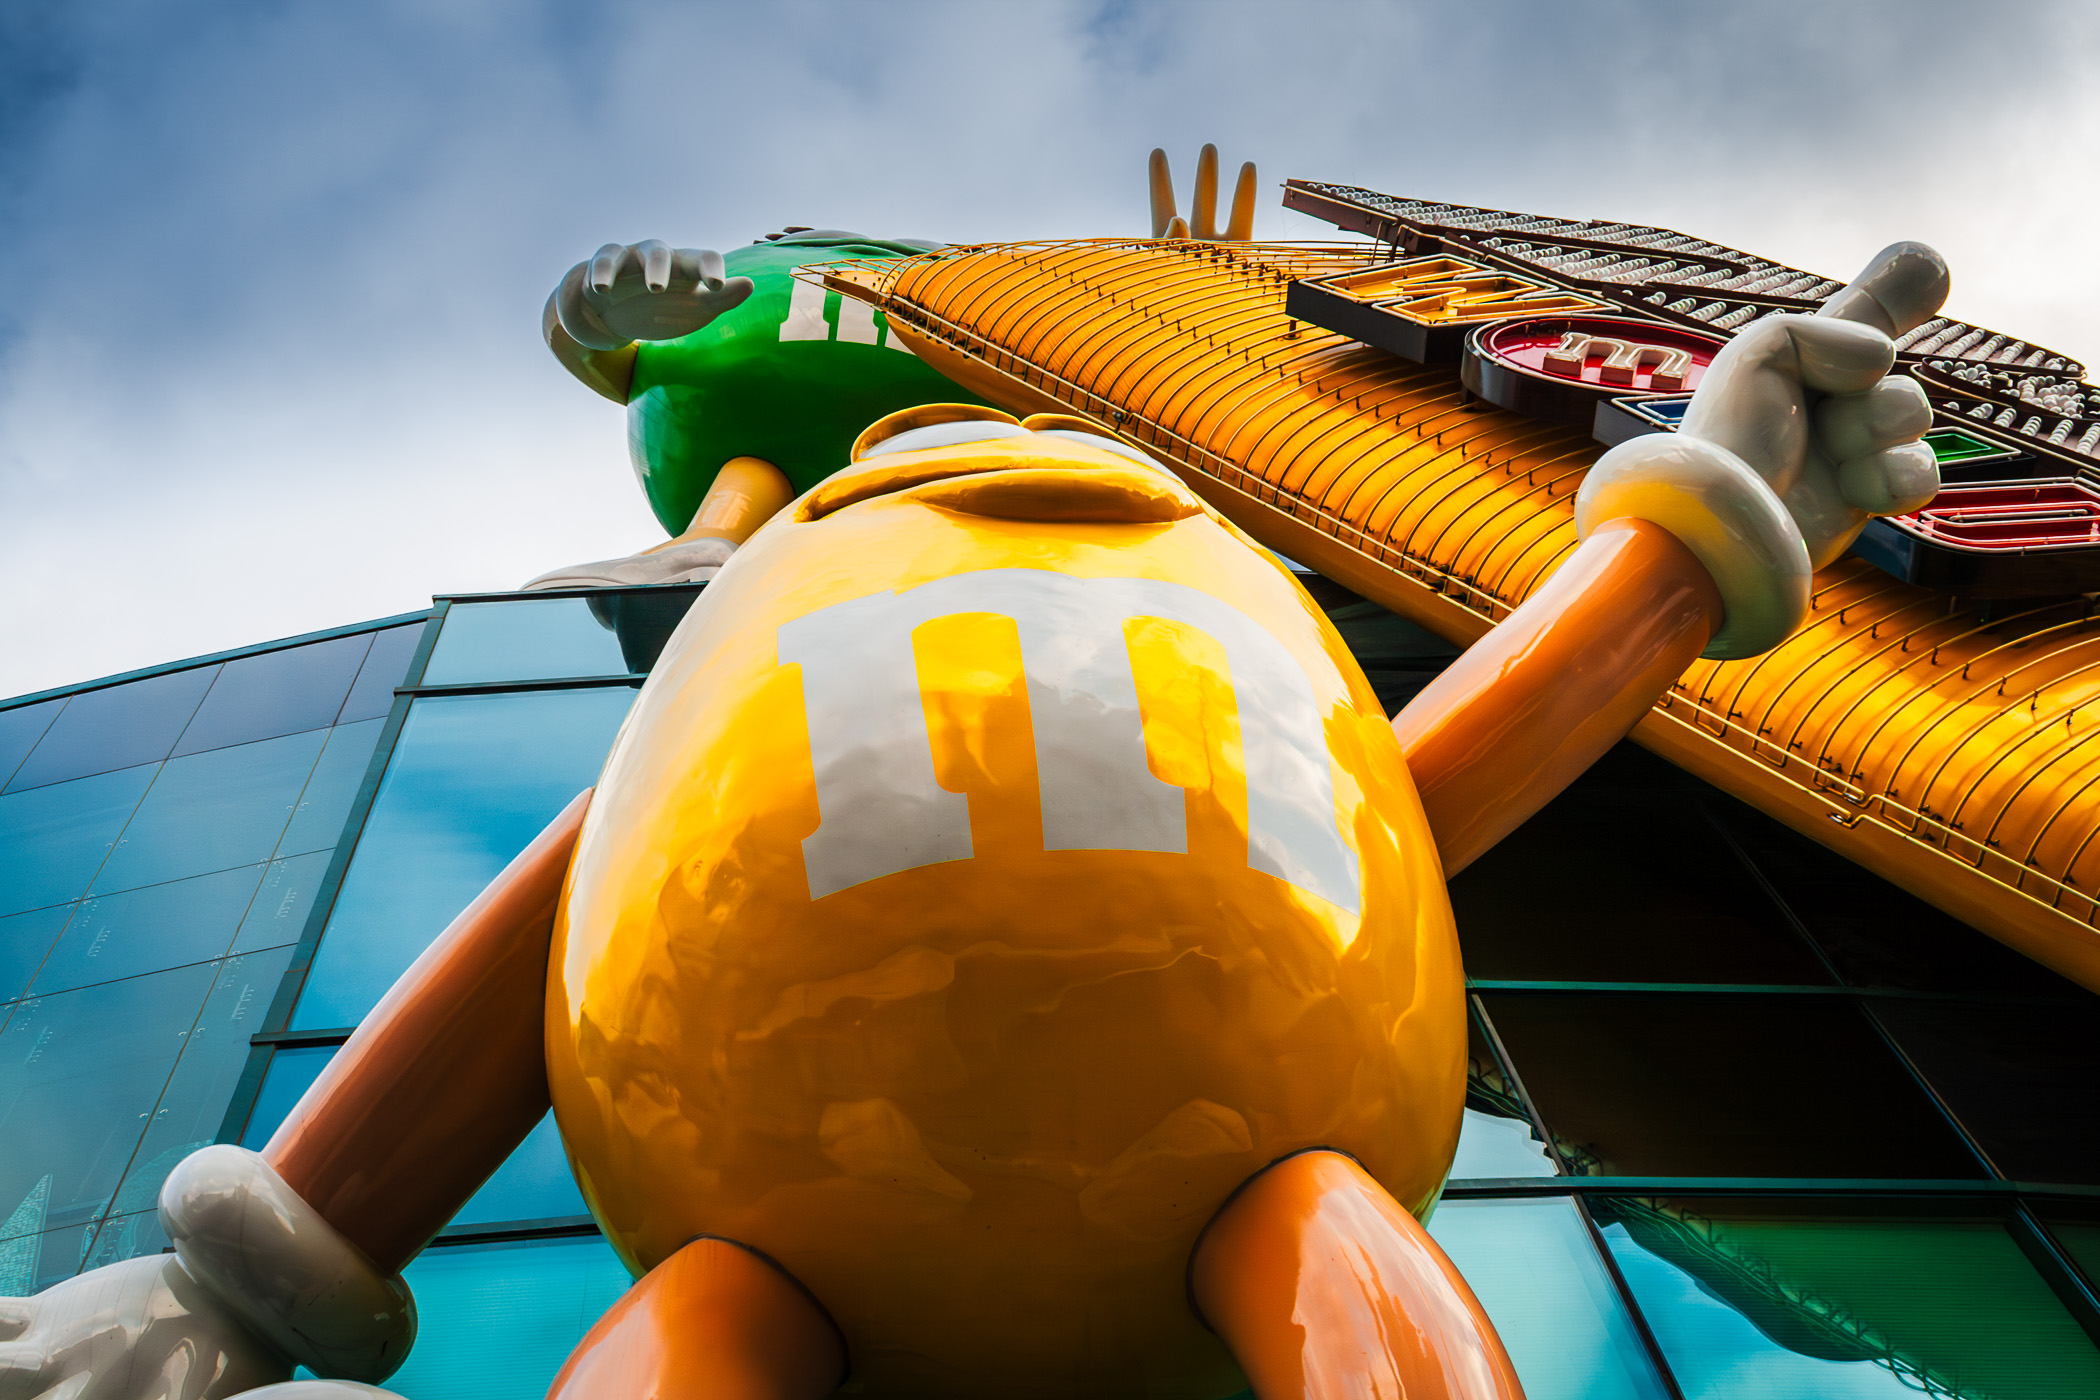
[4, 0, 2098, 696]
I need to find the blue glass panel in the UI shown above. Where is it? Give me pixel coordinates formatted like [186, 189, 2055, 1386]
[420, 600, 631, 686]
[340, 624, 426, 724]
[94, 729, 329, 894]
[233, 850, 333, 954]
[0, 699, 66, 790]
[172, 634, 372, 757]
[237, 1044, 335, 1148]
[0, 905, 73, 1005]
[122, 947, 296, 1211]
[451, 1113, 588, 1228]
[0, 1217, 99, 1296]
[6, 667, 217, 793]
[0, 765, 157, 918]
[278, 718, 385, 857]
[33, 865, 265, 995]
[293, 688, 633, 1028]
[0, 961, 218, 1242]
[1427, 1197, 1668, 1400]
[1450, 1107, 1558, 1179]
[379, 1237, 632, 1400]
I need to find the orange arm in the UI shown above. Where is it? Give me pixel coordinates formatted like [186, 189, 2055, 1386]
[263, 789, 591, 1273]
[1393, 518, 1721, 876]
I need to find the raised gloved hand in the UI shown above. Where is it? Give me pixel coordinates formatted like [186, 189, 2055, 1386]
[0, 1147, 414, 1400]
[1574, 242, 1950, 658]
[553, 240, 755, 351]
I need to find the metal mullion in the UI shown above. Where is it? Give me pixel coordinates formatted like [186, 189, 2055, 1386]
[1466, 992, 1566, 1174]
[215, 604, 447, 1145]
[1568, 1191, 1687, 1400]
[2009, 1204, 2100, 1348]
[402, 674, 646, 699]
[1467, 978, 2076, 1007]
[1469, 998, 1686, 1397]
[1439, 1176, 2100, 1199]
[1704, 797, 2006, 1179]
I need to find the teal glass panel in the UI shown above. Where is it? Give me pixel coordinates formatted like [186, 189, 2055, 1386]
[125, 948, 295, 1206]
[0, 905, 73, 1005]
[0, 699, 65, 789]
[0, 765, 157, 917]
[94, 728, 329, 893]
[232, 850, 333, 954]
[292, 688, 634, 1028]
[278, 718, 385, 857]
[32, 865, 265, 995]
[77, 1207, 167, 1277]
[172, 635, 372, 757]
[5, 667, 217, 793]
[340, 624, 426, 724]
[1427, 1197, 1668, 1400]
[0, 1216, 98, 1296]
[237, 1044, 335, 1148]
[1450, 1107, 1558, 1179]
[374, 1237, 632, 1400]
[450, 1113, 589, 1228]
[420, 600, 632, 686]
[0, 961, 218, 1245]
[1597, 1199, 2100, 1400]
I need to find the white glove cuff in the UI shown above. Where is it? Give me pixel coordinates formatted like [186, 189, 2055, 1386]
[1575, 434, 1812, 660]
[159, 1145, 417, 1384]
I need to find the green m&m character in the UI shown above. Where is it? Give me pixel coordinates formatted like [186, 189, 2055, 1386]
[533, 230, 989, 588]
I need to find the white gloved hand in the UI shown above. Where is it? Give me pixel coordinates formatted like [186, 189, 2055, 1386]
[0, 1148, 416, 1400]
[1575, 243, 1950, 658]
[553, 241, 755, 350]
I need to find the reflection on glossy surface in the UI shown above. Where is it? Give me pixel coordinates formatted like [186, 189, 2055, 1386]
[0, 1253, 291, 1397]
[295, 689, 631, 1028]
[4, 666, 216, 793]
[95, 728, 329, 893]
[550, 435, 1456, 1397]
[1597, 1203, 2100, 1399]
[1191, 1152, 1522, 1400]
[162, 1145, 415, 1382]
[1481, 993, 1981, 1180]
[1426, 1198, 1668, 1400]
[1449, 1108, 1558, 1180]
[0, 764, 156, 917]
[421, 599, 633, 686]
[545, 1238, 844, 1400]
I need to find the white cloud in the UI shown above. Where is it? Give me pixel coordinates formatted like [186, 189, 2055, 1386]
[4, 0, 2098, 694]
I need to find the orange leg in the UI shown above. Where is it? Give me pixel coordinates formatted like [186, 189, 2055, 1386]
[1191, 1152, 1525, 1400]
[546, 1238, 847, 1400]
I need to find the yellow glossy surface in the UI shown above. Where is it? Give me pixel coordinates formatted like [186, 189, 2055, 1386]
[847, 238, 2100, 991]
[546, 433, 1462, 1399]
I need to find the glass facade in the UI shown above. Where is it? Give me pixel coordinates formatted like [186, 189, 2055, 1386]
[5, 575, 2100, 1400]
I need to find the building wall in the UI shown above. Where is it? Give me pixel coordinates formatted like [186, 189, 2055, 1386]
[4, 579, 2100, 1399]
